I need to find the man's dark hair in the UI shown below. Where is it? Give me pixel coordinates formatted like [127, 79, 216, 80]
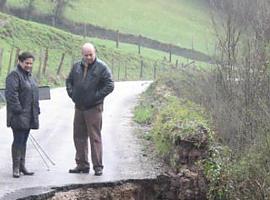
[18, 52, 35, 62]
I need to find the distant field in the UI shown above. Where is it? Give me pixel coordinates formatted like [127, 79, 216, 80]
[6, 0, 214, 54]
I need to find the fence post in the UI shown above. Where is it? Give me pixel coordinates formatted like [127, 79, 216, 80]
[169, 44, 172, 62]
[140, 60, 143, 79]
[192, 35, 194, 50]
[83, 23, 87, 38]
[51, 17, 55, 27]
[117, 64, 120, 81]
[57, 52, 65, 75]
[153, 61, 157, 80]
[0, 48, 3, 74]
[161, 57, 166, 72]
[124, 61, 127, 80]
[111, 58, 114, 76]
[37, 49, 43, 79]
[116, 30, 119, 48]
[42, 48, 49, 75]
[7, 47, 14, 74]
[138, 35, 141, 54]
[13, 48, 20, 69]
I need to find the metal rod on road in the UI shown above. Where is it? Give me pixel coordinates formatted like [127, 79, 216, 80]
[29, 136, 51, 171]
[30, 134, 56, 165]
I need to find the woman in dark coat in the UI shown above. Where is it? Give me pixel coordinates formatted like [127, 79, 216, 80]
[5, 52, 40, 178]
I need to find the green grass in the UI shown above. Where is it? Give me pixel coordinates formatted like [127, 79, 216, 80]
[152, 96, 209, 154]
[6, 0, 215, 54]
[0, 12, 209, 88]
[133, 104, 154, 125]
[133, 73, 213, 170]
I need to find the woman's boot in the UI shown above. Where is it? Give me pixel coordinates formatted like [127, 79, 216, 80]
[11, 145, 21, 178]
[20, 146, 34, 175]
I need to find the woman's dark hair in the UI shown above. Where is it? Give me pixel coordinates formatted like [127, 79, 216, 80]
[18, 52, 35, 62]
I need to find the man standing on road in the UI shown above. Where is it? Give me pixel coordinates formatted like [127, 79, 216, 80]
[66, 42, 114, 176]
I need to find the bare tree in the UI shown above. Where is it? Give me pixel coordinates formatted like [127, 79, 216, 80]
[206, 0, 270, 151]
[21, 0, 36, 19]
[50, 0, 77, 25]
[0, 0, 7, 10]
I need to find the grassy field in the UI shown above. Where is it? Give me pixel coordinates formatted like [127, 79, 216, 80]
[6, 0, 214, 54]
[0, 12, 209, 88]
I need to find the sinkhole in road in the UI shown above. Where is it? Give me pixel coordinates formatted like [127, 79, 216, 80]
[47, 179, 158, 200]
[21, 171, 207, 200]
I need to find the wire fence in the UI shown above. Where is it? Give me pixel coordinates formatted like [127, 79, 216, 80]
[0, 46, 196, 84]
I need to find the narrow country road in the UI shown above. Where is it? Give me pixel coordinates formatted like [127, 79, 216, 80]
[0, 81, 164, 200]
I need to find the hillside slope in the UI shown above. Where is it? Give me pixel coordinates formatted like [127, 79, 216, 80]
[6, 0, 213, 53]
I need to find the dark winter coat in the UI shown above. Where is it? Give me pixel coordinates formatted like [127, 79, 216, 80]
[5, 65, 40, 130]
[66, 58, 114, 110]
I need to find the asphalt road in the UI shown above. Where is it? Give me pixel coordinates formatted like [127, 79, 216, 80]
[0, 81, 164, 200]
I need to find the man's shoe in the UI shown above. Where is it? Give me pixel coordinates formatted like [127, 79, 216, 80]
[94, 167, 103, 176]
[69, 166, 89, 174]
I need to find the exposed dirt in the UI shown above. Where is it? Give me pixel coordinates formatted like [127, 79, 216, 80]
[49, 180, 156, 200]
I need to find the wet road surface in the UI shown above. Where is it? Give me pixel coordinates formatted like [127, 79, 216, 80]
[0, 81, 164, 200]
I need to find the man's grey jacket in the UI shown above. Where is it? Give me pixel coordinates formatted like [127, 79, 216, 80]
[66, 58, 114, 110]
